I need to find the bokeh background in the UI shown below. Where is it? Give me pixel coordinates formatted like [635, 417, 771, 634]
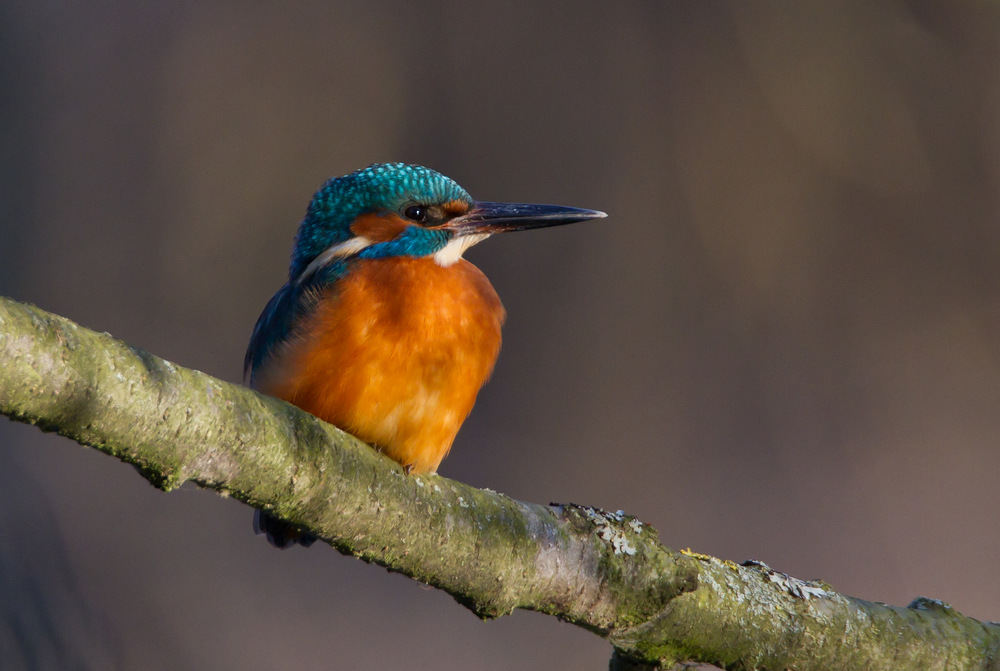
[2, 2, 999, 669]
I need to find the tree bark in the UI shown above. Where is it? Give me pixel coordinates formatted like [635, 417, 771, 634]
[0, 295, 997, 670]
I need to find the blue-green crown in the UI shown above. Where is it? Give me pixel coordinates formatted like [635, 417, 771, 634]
[290, 163, 472, 279]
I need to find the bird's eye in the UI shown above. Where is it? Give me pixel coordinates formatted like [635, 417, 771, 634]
[404, 205, 429, 223]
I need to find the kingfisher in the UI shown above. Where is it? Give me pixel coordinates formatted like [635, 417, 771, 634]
[246, 163, 605, 547]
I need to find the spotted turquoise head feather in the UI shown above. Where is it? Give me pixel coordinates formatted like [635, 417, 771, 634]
[291, 163, 472, 279]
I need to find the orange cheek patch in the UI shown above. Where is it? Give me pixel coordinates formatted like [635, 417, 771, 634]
[441, 200, 471, 216]
[350, 212, 409, 242]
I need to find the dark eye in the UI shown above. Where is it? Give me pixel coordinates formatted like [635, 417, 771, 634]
[404, 205, 429, 223]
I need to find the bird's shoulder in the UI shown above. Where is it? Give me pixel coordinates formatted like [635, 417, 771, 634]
[244, 280, 323, 384]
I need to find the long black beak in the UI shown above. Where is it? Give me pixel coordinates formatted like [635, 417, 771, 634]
[446, 201, 607, 236]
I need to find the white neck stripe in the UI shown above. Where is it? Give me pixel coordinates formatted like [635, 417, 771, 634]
[295, 236, 372, 284]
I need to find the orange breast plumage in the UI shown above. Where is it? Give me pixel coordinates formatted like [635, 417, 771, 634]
[254, 256, 505, 474]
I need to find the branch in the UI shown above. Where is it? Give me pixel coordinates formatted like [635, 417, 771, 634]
[0, 294, 997, 670]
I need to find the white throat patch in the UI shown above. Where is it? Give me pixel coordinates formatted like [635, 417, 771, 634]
[433, 234, 490, 267]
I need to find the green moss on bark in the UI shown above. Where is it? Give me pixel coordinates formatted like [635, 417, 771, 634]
[2, 295, 999, 671]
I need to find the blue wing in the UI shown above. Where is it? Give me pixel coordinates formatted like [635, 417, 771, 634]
[244, 282, 318, 386]
[245, 254, 351, 387]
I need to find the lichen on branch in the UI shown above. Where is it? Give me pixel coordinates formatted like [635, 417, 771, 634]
[0, 295, 997, 670]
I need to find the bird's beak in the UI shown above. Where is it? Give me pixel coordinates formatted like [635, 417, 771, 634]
[444, 201, 607, 236]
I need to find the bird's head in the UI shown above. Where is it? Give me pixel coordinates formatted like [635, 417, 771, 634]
[289, 163, 605, 284]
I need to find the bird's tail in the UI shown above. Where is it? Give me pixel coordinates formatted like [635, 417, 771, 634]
[253, 510, 318, 549]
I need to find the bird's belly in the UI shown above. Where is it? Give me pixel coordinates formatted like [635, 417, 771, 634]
[257, 257, 504, 473]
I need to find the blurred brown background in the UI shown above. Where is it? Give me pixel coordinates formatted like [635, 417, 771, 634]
[2, 2, 999, 669]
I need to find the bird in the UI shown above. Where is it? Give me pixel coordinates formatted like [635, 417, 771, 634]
[245, 162, 605, 547]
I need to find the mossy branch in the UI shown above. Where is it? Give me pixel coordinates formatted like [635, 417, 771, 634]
[0, 294, 997, 670]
